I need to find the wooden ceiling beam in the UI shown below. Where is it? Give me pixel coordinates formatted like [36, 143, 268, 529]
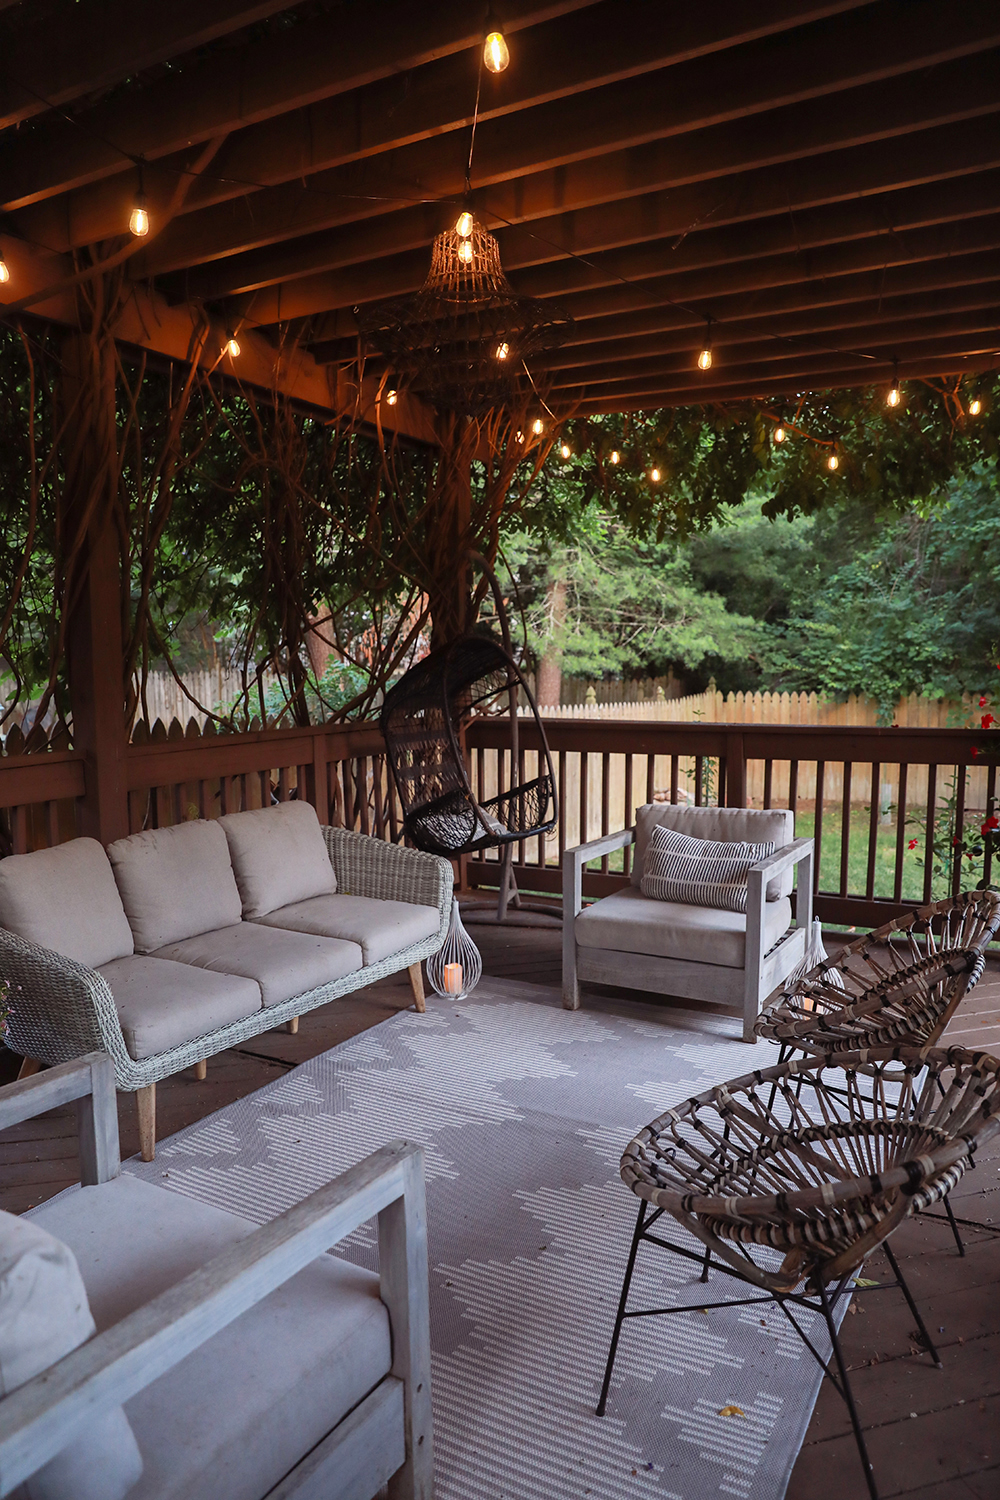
[0, 0, 293, 133]
[0, 0, 601, 215]
[131, 43, 1000, 286]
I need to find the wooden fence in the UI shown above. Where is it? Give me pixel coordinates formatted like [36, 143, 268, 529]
[1, 713, 996, 930]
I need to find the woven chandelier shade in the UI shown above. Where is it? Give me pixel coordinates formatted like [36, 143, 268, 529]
[357, 222, 570, 416]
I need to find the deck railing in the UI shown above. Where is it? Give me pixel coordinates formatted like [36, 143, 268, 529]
[0, 714, 994, 930]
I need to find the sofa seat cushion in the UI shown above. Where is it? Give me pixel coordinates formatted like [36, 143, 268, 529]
[154, 922, 363, 1009]
[219, 802, 336, 919]
[30, 1175, 392, 1500]
[631, 805, 796, 899]
[0, 837, 134, 969]
[254, 893, 440, 966]
[107, 820, 244, 955]
[575, 885, 792, 970]
[97, 956, 262, 1061]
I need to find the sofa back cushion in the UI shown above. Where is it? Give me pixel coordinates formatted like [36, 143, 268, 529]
[107, 820, 243, 954]
[631, 804, 795, 899]
[0, 1209, 143, 1499]
[219, 802, 336, 919]
[0, 838, 133, 969]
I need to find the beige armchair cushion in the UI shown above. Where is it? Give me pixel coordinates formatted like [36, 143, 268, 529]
[631, 804, 795, 899]
[576, 885, 792, 970]
[107, 820, 243, 954]
[219, 802, 336, 919]
[98, 956, 261, 1061]
[254, 892, 440, 966]
[30, 1173, 392, 1500]
[154, 921, 362, 1009]
[0, 837, 134, 969]
[0, 1208, 143, 1500]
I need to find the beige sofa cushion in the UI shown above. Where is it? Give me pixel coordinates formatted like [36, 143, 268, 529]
[219, 802, 335, 919]
[107, 820, 243, 954]
[254, 893, 439, 966]
[0, 837, 134, 969]
[98, 956, 261, 1061]
[0, 1207, 143, 1500]
[631, 804, 795, 899]
[30, 1174, 393, 1500]
[576, 885, 792, 970]
[154, 922, 362, 1009]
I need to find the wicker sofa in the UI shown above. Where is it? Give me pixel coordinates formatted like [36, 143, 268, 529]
[0, 803, 453, 1158]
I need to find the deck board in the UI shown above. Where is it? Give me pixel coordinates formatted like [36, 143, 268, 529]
[2, 921, 998, 1497]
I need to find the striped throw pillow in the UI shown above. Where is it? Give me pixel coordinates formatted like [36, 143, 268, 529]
[640, 824, 775, 913]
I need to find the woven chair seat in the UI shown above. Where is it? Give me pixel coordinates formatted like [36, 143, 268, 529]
[620, 1045, 1000, 1293]
[755, 892, 1000, 1053]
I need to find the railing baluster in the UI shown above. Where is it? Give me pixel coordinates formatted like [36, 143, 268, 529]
[952, 761, 967, 897]
[557, 751, 567, 866]
[814, 762, 825, 889]
[986, 763, 997, 889]
[646, 752, 655, 806]
[788, 760, 799, 819]
[580, 750, 589, 845]
[762, 759, 773, 809]
[893, 764, 909, 902]
[600, 752, 611, 873]
[12, 804, 27, 854]
[839, 762, 852, 896]
[669, 754, 678, 805]
[923, 764, 937, 904]
[694, 756, 703, 806]
[865, 760, 880, 900]
[45, 799, 59, 848]
[623, 753, 634, 878]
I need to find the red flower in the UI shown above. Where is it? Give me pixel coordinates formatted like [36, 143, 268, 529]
[953, 836, 961, 846]
[907, 838, 918, 850]
[981, 696, 989, 708]
[982, 713, 995, 729]
[972, 746, 980, 758]
[983, 816, 999, 834]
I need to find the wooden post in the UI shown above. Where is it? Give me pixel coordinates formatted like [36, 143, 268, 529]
[60, 328, 129, 846]
[724, 731, 747, 808]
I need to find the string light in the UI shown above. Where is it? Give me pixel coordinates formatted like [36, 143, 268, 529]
[129, 189, 149, 238]
[560, 443, 571, 459]
[649, 467, 661, 482]
[385, 388, 398, 406]
[886, 360, 901, 407]
[0, 255, 9, 285]
[697, 315, 713, 371]
[515, 430, 524, 443]
[609, 450, 620, 464]
[969, 397, 982, 416]
[457, 238, 474, 265]
[455, 209, 474, 238]
[531, 418, 544, 435]
[495, 341, 509, 360]
[224, 331, 240, 358]
[483, 15, 509, 73]
[773, 425, 785, 443]
[827, 451, 839, 471]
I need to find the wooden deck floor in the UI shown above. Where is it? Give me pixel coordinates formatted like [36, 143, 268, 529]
[2, 919, 999, 1499]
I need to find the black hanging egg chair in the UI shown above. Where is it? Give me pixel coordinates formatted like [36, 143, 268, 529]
[380, 562, 558, 920]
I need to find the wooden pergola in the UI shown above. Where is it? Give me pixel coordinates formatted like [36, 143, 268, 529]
[1, 0, 998, 416]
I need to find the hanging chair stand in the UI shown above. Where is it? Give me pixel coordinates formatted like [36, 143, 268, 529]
[380, 556, 560, 925]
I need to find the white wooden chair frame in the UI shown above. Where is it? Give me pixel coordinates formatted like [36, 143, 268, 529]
[0, 1054, 433, 1500]
[562, 827, 815, 1042]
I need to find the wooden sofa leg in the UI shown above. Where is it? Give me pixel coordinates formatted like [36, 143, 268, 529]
[16, 1057, 41, 1081]
[407, 963, 426, 1014]
[137, 1084, 156, 1162]
[286, 1017, 299, 1035]
[193, 1059, 207, 1081]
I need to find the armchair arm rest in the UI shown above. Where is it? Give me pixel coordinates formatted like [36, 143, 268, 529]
[0, 1141, 431, 1496]
[0, 929, 133, 1082]
[748, 836, 815, 882]
[322, 827, 452, 932]
[0, 1054, 119, 1186]
[564, 827, 634, 867]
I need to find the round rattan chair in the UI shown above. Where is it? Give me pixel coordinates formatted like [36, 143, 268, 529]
[755, 892, 1000, 1054]
[598, 1045, 1000, 1499]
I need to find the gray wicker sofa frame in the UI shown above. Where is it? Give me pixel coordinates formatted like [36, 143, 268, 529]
[1, 828, 452, 1160]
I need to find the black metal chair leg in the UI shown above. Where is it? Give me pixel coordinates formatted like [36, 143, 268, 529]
[818, 1278, 879, 1500]
[882, 1241, 943, 1366]
[943, 1193, 966, 1257]
[597, 1198, 646, 1417]
[699, 1242, 711, 1283]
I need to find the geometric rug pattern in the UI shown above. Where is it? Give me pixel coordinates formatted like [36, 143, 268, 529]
[124, 978, 835, 1500]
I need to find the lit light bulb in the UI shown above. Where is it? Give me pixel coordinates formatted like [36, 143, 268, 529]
[225, 332, 240, 358]
[560, 443, 571, 459]
[697, 346, 712, 371]
[650, 467, 661, 482]
[385, 388, 398, 406]
[484, 27, 509, 73]
[495, 341, 509, 360]
[531, 418, 544, 435]
[129, 191, 149, 238]
[609, 450, 620, 464]
[455, 210, 474, 238]
[887, 379, 901, 407]
[457, 238, 474, 264]
[969, 397, 982, 416]
[827, 452, 839, 471]
[515, 430, 524, 443]
[773, 425, 785, 443]
[0, 257, 9, 285]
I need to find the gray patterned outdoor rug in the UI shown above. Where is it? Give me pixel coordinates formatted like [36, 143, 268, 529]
[125, 978, 838, 1500]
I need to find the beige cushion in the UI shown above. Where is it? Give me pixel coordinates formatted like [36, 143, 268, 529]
[640, 824, 774, 913]
[631, 805, 795, 899]
[254, 893, 439, 966]
[0, 837, 133, 969]
[576, 885, 792, 970]
[98, 956, 261, 1061]
[0, 1208, 142, 1500]
[30, 1174, 393, 1500]
[154, 922, 362, 1009]
[107, 820, 243, 955]
[219, 802, 335, 919]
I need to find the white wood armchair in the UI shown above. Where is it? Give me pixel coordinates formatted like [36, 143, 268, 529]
[562, 805, 815, 1042]
[0, 1054, 432, 1500]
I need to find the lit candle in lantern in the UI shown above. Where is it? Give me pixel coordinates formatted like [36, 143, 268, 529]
[443, 963, 464, 994]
